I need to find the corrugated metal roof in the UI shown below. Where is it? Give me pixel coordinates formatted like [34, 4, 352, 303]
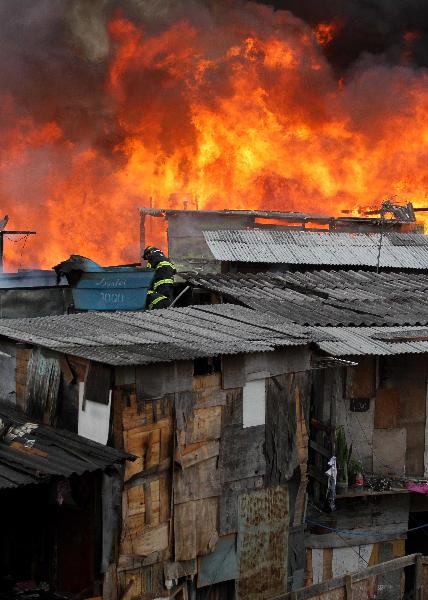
[0, 406, 130, 490]
[186, 270, 428, 326]
[0, 305, 310, 366]
[314, 326, 428, 357]
[203, 230, 428, 269]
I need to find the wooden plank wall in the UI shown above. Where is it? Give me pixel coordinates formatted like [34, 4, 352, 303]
[113, 364, 312, 600]
[174, 373, 224, 562]
[117, 386, 174, 600]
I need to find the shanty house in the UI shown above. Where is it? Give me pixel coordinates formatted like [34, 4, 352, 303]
[187, 269, 428, 597]
[0, 304, 316, 599]
[0, 405, 129, 599]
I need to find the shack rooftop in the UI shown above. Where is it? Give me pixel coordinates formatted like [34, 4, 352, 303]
[0, 304, 310, 366]
[185, 269, 428, 326]
[0, 304, 427, 365]
[203, 229, 428, 269]
[0, 405, 129, 489]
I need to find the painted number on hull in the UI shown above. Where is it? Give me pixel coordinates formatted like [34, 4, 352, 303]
[101, 292, 125, 304]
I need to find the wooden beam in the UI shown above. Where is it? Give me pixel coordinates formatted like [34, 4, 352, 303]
[272, 554, 421, 600]
[309, 440, 330, 458]
[415, 555, 424, 600]
[345, 574, 353, 600]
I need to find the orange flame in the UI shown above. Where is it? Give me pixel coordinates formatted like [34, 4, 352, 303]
[314, 22, 337, 47]
[1, 6, 428, 270]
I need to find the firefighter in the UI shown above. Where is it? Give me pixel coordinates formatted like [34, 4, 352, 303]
[143, 246, 176, 309]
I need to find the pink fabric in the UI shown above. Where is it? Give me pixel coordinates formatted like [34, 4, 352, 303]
[406, 481, 428, 494]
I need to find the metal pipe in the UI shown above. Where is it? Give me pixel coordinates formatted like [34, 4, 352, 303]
[169, 285, 190, 308]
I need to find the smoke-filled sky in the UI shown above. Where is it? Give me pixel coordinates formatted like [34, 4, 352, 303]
[270, 0, 428, 68]
[1, 0, 428, 268]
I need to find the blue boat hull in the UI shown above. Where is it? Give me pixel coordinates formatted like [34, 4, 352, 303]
[71, 269, 155, 311]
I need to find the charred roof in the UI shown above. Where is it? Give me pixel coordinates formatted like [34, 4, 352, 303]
[0, 405, 130, 490]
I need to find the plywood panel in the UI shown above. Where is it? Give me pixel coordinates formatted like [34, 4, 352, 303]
[375, 388, 400, 429]
[346, 357, 376, 399]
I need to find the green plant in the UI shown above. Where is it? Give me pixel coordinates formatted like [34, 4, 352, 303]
[348, 458, 364, 484]
[336, 427, 352, 488]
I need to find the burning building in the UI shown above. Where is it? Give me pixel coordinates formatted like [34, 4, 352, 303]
[3, 1, 428, 599]
[1, 1, 428, 268]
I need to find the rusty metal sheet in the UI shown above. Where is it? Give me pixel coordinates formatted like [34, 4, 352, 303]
[236, 484, 289, 600]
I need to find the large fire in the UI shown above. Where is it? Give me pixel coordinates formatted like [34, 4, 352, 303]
[1, 2, 428, 269]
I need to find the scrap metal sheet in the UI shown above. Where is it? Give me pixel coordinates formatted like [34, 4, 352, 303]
[236, 484, 289, 600]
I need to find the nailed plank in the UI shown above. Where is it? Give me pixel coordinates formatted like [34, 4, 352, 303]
[276, 554, 420, 600]
[159, 473, 171, 523]
[193, 373, 222, 391]
[174, 501, 197, 561]
[186, 406, 222, 444]
[196, 497, 219, 556]
[195, 387, 229, 409]
[174, 456, 221, 504]
[121, 522, 169, 557]
[177, 440, 220, 469]
[126, 484, 145, 517]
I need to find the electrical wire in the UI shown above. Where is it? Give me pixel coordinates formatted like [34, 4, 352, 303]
[306, 518, 428, 537]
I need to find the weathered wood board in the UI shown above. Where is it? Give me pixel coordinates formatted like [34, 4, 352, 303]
[220, 424, 265, 483]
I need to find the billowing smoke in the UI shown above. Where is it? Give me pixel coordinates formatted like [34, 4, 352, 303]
[266, 0, 428, 69]
[0, 1, 428, 269]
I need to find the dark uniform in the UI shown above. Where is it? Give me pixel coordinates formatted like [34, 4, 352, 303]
[143, 246, 176, 310]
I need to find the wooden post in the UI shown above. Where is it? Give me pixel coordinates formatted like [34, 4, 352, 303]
[0, 232, 3, 272]
[140, 212, 146, 260]
[415, 555, 424, 600]
[345, 574, 353, 600]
